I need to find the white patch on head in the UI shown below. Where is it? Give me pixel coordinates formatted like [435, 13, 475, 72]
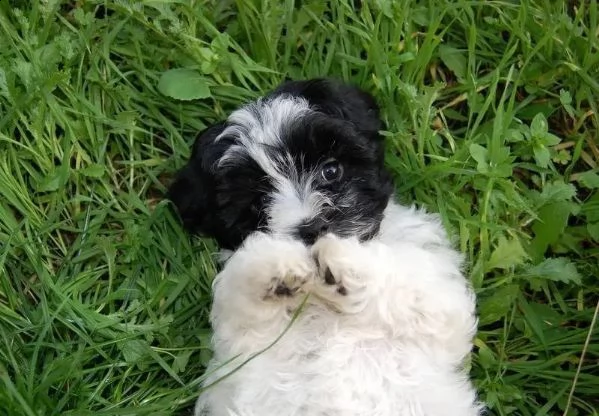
[215, 95, 329, 234]
[268, 173, 332, 235]
[216, 95, 312, 179]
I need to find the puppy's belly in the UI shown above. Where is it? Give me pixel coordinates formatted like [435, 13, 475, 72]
[199, 310, 478, 416]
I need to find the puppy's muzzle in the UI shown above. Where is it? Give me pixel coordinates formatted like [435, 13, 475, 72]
[296, 219, 329, 245]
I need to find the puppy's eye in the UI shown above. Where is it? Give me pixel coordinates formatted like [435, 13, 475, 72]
[320, 159, 343, 183]
[250, 194, 268, 215]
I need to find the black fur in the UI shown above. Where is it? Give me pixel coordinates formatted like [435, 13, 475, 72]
[282, 112, 392, 244]
[167, 123, 272, 249]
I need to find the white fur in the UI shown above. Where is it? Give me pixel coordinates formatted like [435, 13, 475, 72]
[217, 96, 329, 233]
[194, 199, 482, 416]
[267, 178, 330, 234]
[217, 95, 311, 176]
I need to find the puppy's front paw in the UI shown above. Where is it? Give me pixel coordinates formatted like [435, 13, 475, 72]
[263, 260, 315, 301]
[233, 232, 317, 303]
[310, 234, 367, 312]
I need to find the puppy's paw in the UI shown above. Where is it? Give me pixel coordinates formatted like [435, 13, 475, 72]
[263, 260, 316, 301]
[234, 232, 317, 302]
[310, 234, 367, 312]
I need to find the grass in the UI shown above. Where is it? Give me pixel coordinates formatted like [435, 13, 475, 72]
[0, 0, 598, 415]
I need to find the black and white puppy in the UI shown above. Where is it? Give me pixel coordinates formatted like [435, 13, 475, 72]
[169, 78, 482, 416]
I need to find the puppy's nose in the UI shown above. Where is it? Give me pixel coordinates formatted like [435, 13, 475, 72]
[296, 221, 328, 245]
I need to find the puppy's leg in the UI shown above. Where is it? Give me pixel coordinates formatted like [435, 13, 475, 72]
[210, 231, 317, 353]
[311, 233, 477, 362]
[197, 233, 316, 416]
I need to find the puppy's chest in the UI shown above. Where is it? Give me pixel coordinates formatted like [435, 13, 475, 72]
[267, 308, 392, 371]
[246, 312, 403, 412]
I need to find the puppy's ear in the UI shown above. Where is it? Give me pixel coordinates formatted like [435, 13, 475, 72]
[271, 78, 382, 140]
[167, 123, 227, 236]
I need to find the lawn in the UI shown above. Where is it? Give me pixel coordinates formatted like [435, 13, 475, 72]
[0, 1, 598, 415]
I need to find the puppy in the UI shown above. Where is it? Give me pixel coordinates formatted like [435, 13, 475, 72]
[168, 78, 482, 416]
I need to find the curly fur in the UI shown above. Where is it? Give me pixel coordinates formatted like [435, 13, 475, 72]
[168, 78, 483, 416]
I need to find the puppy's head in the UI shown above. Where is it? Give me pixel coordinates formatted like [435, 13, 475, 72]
[168, 78, 393, 250]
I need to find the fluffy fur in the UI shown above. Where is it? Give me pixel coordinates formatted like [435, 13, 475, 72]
[168, 78, 482, 416]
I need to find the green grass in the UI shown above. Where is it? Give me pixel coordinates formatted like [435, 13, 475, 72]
[0, 0, 598, 415]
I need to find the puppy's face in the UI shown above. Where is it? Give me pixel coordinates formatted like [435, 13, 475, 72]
[169, 79, 393, 250]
